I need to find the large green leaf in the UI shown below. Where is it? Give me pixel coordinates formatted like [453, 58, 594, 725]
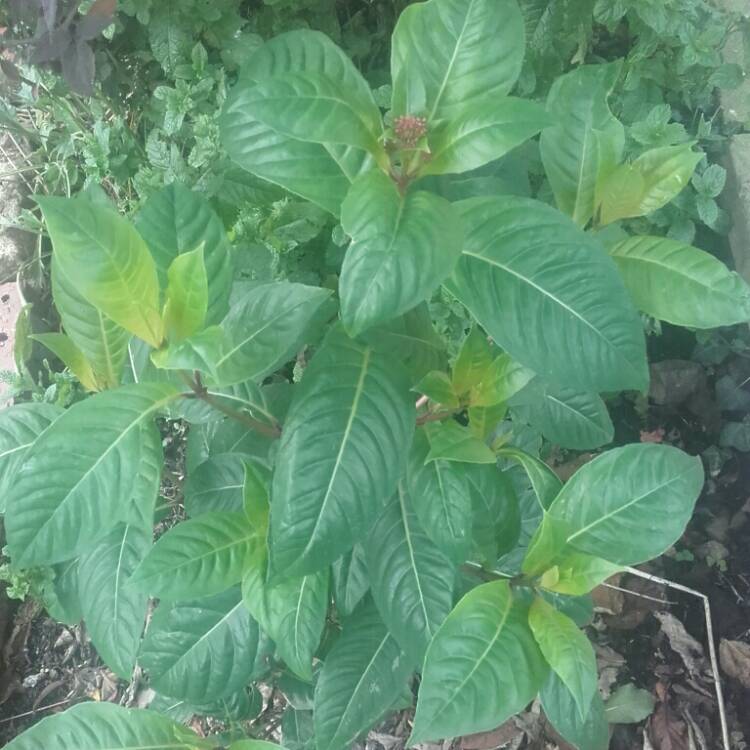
[139, 587, 259, 703]
[425, 420, 497, 464]
[610, 235, 750, 328]
[130, 511, 259, 600]
[122, 419, 164, 530]
[539, 62, 624, 227]
[3, 702, 213, 750]
[185, 453, 249, 516]
[528, 596, 597, 720]
[447, 197, 648, 392]
[269, 328, 414, 578]
[51, 257, 130, 389]
[425, 98, 552, 176]
[242, 564, 329, 680]
[339, 171, 462, 336]
[391, 0, 525, 122]
[135, 184, 233, 326]
[331, 544, 370, 617]
[510, 380, 614, 450]
[0, 403, 62, 513]
[364, 485, 456, 664]
[78, 523, 151, 679]
[38, 197, 163, 347]
[5, 384, 177, 567]
[410, 580, 548, 743]
[314, 599, 414, 750]
[406, 429, 473, 563]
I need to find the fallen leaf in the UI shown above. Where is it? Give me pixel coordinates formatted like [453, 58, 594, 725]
[604, 683, 655, 724]
[719, 639, 750, 688]
[654, 612, 708, 679]
[461, 719, 522, 749]
[649, 701, 689, 750]
[641, 427, 666, 443]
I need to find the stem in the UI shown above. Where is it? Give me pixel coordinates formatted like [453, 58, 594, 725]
[416, 409, 457, 426]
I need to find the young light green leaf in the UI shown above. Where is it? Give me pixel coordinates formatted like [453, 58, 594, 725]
[365, 485, 456, 664]
[31, 333, 99, 391]
[448, 197, 648, 392]
[130, 511, 260, 600]
[610, 235, 750, 328]
[425, 420, 497, 464]
[415, 371, 459, 408]
[528, 596, 598, 720]
[604, 683, 655, 724]
[139, 587, 259, 703]
[539, 62, 624, 227]
[331, 545, 370, 618]
[539, 549, 622, 596]
[314, 599, 414, 750]
[391, 0, 525, 122]
[38, 197, 163, 347]
[5, 383, 178, 567]
[340, 171, 463, 336]
[269, 328, 414, 578]
[452, 326, 493, 396]
[162, 246, 208, 342]
[410, 581, 548, 743]
[243, 459, 271, 535]
[468, 402, 508, 440]
[78, 523, 151, 679]
[185, 453, 249, 516]
[496, 446, 562, 511]
[471, 354, 535, 407]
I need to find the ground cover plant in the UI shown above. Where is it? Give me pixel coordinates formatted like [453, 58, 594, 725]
[1, 0, 750, 748]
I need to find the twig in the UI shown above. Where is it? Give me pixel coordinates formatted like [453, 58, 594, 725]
[415, 394, 428, 410]
[624, 566, 730, 750]
[0, 698, 71, 724]
[415, 409, 456, 426]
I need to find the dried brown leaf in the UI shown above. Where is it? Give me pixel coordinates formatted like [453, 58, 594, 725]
[719, 639, 750, 688]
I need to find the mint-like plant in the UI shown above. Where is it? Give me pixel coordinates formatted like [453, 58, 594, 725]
[4, 0, 750, 748]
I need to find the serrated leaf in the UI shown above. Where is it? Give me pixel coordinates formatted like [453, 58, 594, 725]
[425, 420, 497, 464]
[5, 384, 177, 568]
[31, 333, 99, 391]
[185, 453, 249, 516]
[410, 580, 548, 743]
[447, 196, 648, 392]
[78, 523, 151, 679]
[331, 544, 370, 618]
[365, 485, 456, 664]
[139, 587, 259, 703]
[610, 235, 750, 328]
[130, 511, 259, 600]
[162, 246, 208, 342]
[269, 328, 414, 578]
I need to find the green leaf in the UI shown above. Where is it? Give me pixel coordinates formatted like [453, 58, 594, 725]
[0, 403, 62, 513]
[365, 485, 456, 664]
[38, 197, 163, 347]
[425, 420, 497, 464]
[242, 564, 329, 681]
[78, 523, 150, 679]
[31, 333, 99, 391]
[539, 549, 622, 596]
[447, 197, 648, 392]
[139, 587, 259, 703]
[468, 402, 508, 440]
[406, 429, 473, 563]
[540, 672, 610, 750]
[410, 580, 547, 743]
[339, 171, 463, 336]
[470, 354, 535, 407]
[269, 328, 414, 578]
[425, 98, 552, 176]
[496, 446, 562, 511]
[150, 326, 226, 377]
[135, 184, 234, 325]
[51, 256, 130, 389]
[452, 326, 493, 396]
[162, 246, 208, 342]
[244, 460, 271, 535]
[231, 743, 289, 750]
[597, 144, 702, 225]
[5, 383, 177, 568]
[213, 282, 333, 386]
[3, 702, 213, 750]
[415, 371, 459, 408]
[123, 420, 165, 530]
[130, 511, 259, 600]
[185, 453, 249, 516]
[610, 235, 750, 328]
[331, 545, 370, 618]
[528, 596, 597, 720]
[540, 62, 624, 227]
[391, 0, 525, 122]
[314, 599, 414, 750]
[510, 380, 614, 450]
[604, 683, 655, 723]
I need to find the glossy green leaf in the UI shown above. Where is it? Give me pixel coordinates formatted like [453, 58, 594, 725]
[314, 599, 414, 750]
[340, 171, 463, 336]
[3, 702, 213, 750]
[528, 596, 597, 719]
[78, 523, 151, 679]
[610, 235, 750, 328]
[162, 246, 208, 342]
[496, 446, 562, 511]
[331, 544, 370, 618]
[425, 420, 497, 464]
[5, 383, 177, 567]
[391, 0, 525, 121]
[410, 581, 548, 743]
[122, 419, 164, 530]
[452, 326, 493, 396]
[269, 328, 414, 578]
[365, 485, 456, 664]
[185, 453, 248, 516]
[139, 587, 259, 703]
[31, 333, 98, 391]
[130, 511, 259, 600]
[416, 371, 459, 408]
[604, 683, 655, 724]
[425, 98, 552, 176]
[38, 197, 163, 347]
[448, 197, 648, 392]
[540, 62, 624, 227]
[471, 354, 535, 407]
[0, 403, 62, 513]
[540, 672, 610, 750]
